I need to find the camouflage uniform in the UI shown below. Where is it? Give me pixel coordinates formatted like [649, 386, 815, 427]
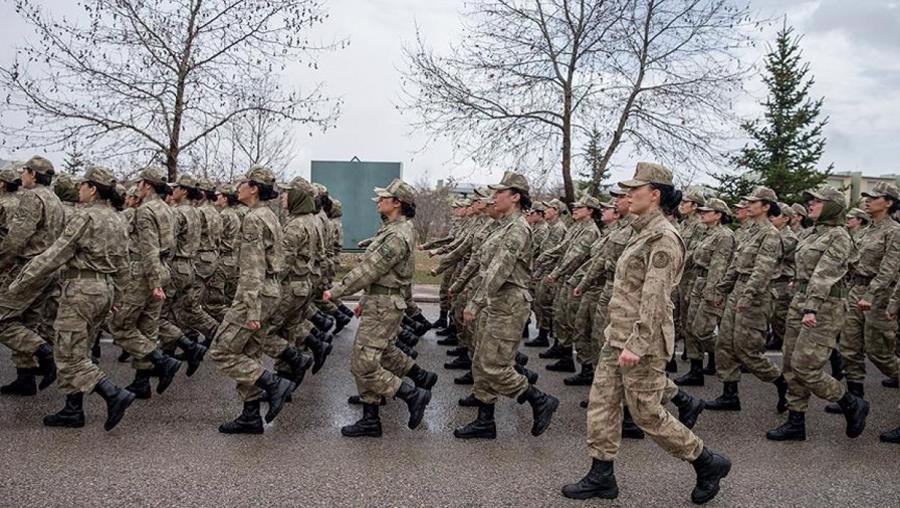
[0, 157, 64, 371]
[675, 191, 707, 339]
[207, 185, 246, 321]
[10, 166, 127, 394]
[311, 184, 340, 317]
[328, 192, 417, 404]
[210, 167, 286, 402]
[195, 179, 224, 315]
[571, 230, 612, 366]
[533, 203, 568, 333]
[770, 211, 799, 348]
[586, 164, 702, 463]
[584, 215, 636, 353]
[447, 209, 498, 351]
[421, 201, 466, 316]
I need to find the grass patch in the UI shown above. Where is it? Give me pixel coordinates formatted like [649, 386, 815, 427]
[336, 250, 441, 285]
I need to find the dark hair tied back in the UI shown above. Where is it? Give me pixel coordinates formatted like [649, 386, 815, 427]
[400, 200, 416, 218]
[650, 183, 682, 216]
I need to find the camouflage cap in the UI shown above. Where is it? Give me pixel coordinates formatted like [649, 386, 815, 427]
[83, 165, 117, 187]
[847, 208, 870, 221]
[173, 173, 198, 189]
[53, 174, 79, 203]
[682, 188, 707, 206]
[861, 182, 900, 201]
[488, 171, 530, 194]
[697, 197, 731, 216]
[242, 165, 276, 186]
[791, 203, 808, 218]
[281, 175, 316, 196]
[777, 202, 795, 217]
[599, 199, 617, 209]
[571, 195, 601, 210]
[609, 187, 627, 197]
[23, 155, 54, 175]
[196, 177, 215, 192]
[313, 182, 328, 196]
[216, 183, 236, 196]
[331, 199, 343, 217]
[0, 162, 22, 184]
[619, 162, 673, 188]
[372, 178, 416, 204]
[126, 185, 140, 198]
[803, 185, 846, 206]
[733, 200, 749, 209]
[137, 166, 167, 185]
[545, 198, 565, 211]
[742, 185, 778, 203]
[115, 183, 127, 198]
[473, 186, 491, 198]
[531, 201, 547, 212]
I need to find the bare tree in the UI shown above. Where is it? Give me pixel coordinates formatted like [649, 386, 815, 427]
[411, 178, 454, 242]
[400, 0, 758, 200]
[1, 0, 343, 180]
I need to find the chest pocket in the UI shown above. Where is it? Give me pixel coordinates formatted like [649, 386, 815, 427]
[858, 234, 885, 267]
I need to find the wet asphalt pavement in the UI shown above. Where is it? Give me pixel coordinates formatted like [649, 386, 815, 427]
[1, 303, 899, 507]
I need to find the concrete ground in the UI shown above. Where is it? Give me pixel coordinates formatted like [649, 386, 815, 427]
[1, 303, 899, 507]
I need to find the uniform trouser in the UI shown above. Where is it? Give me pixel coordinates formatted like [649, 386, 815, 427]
[685, 277, 722, 360]
[313, 262, 340, 315]
[109, 270, 165, 371]
[535, 278, 556, 332]
[472, 288, 531, 404]
[842, 286, 899, 383]
[54, 278, 114, 395]
[439, 270, 453, 313]
[350, 293, 412, 404]
[716, 280, 781, 383]
[206, 258, 237, 322]
[160, 259, 218, 347]
[783, 295, 847, 412]
[553, 279, 579, 347]
[675, 273, 697, 339]
[210, 289, 281, 402]
[263, 279, 314, 371]
[590, 286, 613, 354]
[0, 266, 58, 369]
[573, 289, 602, 365]
[769, 279, 792, 343]
[587, 344, 703, 462]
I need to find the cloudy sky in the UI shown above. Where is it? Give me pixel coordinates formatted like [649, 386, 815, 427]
[0, 0, 898, 186]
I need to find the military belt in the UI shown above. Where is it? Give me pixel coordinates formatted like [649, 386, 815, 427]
[63, 268, 110, 281]
[850, 274, 875, 286]
[285, 273, 310, 282]
[794, 280, 846, 299]
[368, 284, 404, 296]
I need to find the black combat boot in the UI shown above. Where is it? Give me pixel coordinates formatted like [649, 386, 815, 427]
[517, 385, 559, 436]
[408, 364, 438, 389]
[561, 459, 619, 500]
[880, 426, 900, 444]
[435, 327, 458, 346]
[91, 333, 102, 362]
[337, 303, 355, 319]
[766, 410, 806, 441]
[705, 382, 741, 411]
[147, 349, 182, 394]
[43, 393, 86, 428]
[773, 375, 789, 413]
[514, 364, 539, 385]
[342, 403, 383, 437]
[883, 377, 899, 388]
[304, 333, 333, 374]
[580, 400, 589, 409]
[311, 326, 333, 344]
[826, 381, 863, 414]
[395, 381, 431, 429]
[446, 346, 468, 357]
[444, 354, 471, 370]
[347, 395, 386, 406]
[435, 322, 457, 338]
[671, 389, 705, 430]
[395, 339, 418, 359]
[125, 370, 153, 399]
[691, 447, 731, 504]
[524, 328, 550, 348]
[702, 352, 717, 376]
[219, 400, 264, 434]
[515, 351, 529, 366]
[93, 378, 136, 431]
[254, 371, 296, 423]
[277, 347, 313, 388]
[0, 368, 38, 396]
[311, 311, 334, 333]
[454, 370, 474, 385]
[765, 329, 783, 351]
[665, 355, 678, 373]
[398, 327, 419, 347]
[522, 317, 531, 339]
[117, 351, 131, 363]
[453, 401, 497, 439]
[175, 335, 208, 377]
[675, 359, 705, 386]
[332, 310, 352, 334]
[828, 349, 845, 380]
[563, 363, 594, 386]
[539, 340, 565, 359]
[34, 344, 57, 390]
[546, 348, 576, 372]
[412, 312, 433, 331]
[433, 310, 449, 330]
[836, 390, 869, 438]
[458, 393, 480, 407]
[622, 407, 644, 439]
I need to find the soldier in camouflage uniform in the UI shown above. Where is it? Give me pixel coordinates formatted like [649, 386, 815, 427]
[845, 207, 870, 243]
[453, 172, 560, 440]
[523, 201, 548, 337]
[706, 186, 789, 414]
[108, 167, 183, 399]
[209, 166, 298, 435]
[420, 199, 469, 329]
[9, 165, 136, 431]
[194, 178, 224, 340]
[675, 190, 707, 349]
[0, 156, 63, 396]
[542, 196, 601, 374]
[325, 179, 433, 438]
[791, 203, 811, 233]
[836, 183, 900, 407]
[675, 198, 735, 387]
[563, 163, 727, 505]
[207, 183, 246, 321]
[766, 186, 869, 442]
[525, 199, 567, 348]
[311, 184, 352, 334]
[0, 165, 21, 244]
[53, 174, 80, 221]
[766, 203, 798, 352]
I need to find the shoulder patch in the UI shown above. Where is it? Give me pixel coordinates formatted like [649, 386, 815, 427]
[652, 251, 671, 269]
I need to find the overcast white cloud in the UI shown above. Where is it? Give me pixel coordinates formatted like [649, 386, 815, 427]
[0, 0, 898, 185]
